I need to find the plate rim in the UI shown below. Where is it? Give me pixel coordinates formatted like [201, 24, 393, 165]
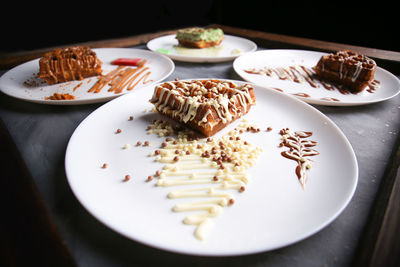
[233, 49, 400, 106]
[0, 48, 175, 105]
[65, 78, 359, 256]
[147, 34, 257, 63]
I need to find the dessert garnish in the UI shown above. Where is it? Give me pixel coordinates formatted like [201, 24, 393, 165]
[147, 119, 262, 241]
[88, 63, 152, 94]
[279, 128, 319, 188]
[149, 79, 256, 137]
[44, 92, 75, 100]
[111, 58, 145, 67]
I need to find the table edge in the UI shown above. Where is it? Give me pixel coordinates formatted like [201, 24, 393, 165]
[1, 24, 399, 71]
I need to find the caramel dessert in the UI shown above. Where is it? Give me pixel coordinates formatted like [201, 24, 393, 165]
[147, 119, 262, 241]
[38, 46, 102, 85]
[176, 27, 224, 48]
[149, 79, 256, 137]
[314, 50, 377, 93]
[279, 128, 319, 188]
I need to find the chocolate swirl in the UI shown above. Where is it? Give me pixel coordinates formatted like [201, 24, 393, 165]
[279, 128, 319, 188]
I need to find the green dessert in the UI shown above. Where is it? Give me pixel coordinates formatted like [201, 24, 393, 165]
[176, 27, 224, 48]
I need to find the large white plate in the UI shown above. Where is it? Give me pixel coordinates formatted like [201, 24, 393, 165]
[147, 34, 257, 63]
[65, 79, 358, 256]
[233, 49, 400, 106]
[0, 48, 174, 105]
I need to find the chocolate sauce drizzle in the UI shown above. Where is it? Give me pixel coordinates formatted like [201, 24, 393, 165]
[279, 128, 319, 189]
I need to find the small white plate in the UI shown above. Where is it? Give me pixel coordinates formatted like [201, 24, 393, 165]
[233, 49, 400, 106]
[65, 79, 358, 256]
[0, 48, 174, 105]
[147, 34, 257, 63]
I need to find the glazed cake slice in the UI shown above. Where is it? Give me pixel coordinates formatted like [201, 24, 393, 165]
[150, 79, 256, 137]
[314, 50, 376, 93]
[38, 46, 102, 85]
[175, 27, 224, 48]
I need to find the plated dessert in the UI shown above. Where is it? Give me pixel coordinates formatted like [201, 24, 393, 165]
[233, 49, 400, 106]
[176, 27, 224, 48]
[65, 79, 358, 255]
[0, 47, 175, 104]
[147, 30, 256, 63]
[149, 79, 256, 137]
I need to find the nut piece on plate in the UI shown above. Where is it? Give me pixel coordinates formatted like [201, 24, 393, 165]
[149, 79, 256, 137]
[314, 50, 376, 93]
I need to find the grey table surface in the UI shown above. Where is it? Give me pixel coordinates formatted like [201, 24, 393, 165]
[1, 45, 400, 267]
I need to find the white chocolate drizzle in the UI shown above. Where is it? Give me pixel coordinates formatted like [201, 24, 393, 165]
[147, 120, 262, 241]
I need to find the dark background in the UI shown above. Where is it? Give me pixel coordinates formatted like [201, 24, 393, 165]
[1, 1, 398, 52]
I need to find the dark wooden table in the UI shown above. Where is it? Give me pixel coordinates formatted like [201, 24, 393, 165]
[1, 25, 399, 267]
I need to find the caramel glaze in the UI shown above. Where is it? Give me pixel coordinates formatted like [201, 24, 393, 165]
[88, 62, 152, 94]
[245, 65, 380, 95]
[279, 128, 319, 189]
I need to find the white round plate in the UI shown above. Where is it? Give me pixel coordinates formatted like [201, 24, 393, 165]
[233, 49, 400, 106]
[147, 34, 257, 63]
[65, 79, 358, 256]
[0, 48, 174, 105]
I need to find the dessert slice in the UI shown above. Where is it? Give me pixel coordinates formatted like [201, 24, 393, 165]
[314, 50, 376, 93]
[150, 79, 256, 137]
[175, 27, 224, 48]
[38, 46, 102, 85]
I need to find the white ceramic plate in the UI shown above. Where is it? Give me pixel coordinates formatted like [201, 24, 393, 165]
[0, 48, 174, 105]
[233, 49, 400, 106]
[65, 79, 358, 256]
[147, 34, 257, 63]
